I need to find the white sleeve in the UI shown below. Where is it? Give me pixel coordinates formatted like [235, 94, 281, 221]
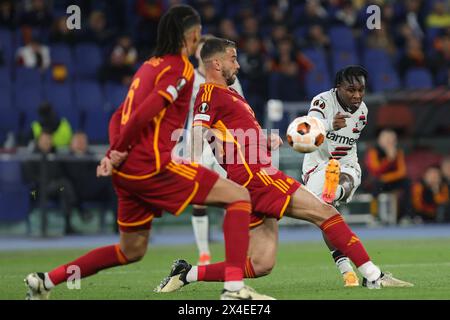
[307, 97, 333, 132]
[231, 78, 244, 98]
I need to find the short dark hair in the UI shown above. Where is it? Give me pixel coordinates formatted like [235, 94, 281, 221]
[153, 5, 201, 57]
[200, 37, 236, 62]
[335, 65, 368, 87]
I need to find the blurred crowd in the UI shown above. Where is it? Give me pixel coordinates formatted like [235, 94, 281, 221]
[0, 0, 449, 121]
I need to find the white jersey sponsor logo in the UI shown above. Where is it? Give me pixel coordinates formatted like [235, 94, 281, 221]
[303, 88, 368, 175]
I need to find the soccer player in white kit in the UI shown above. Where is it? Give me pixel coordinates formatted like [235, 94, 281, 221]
[302, 65, 370, 287]
[186, 35, 244, 265]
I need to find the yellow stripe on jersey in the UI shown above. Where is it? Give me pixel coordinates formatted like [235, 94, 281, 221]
[201, 84, 214, 102]
[175, 182, 199, 215]
[157, 90, 174, 103]
[166, 166, 195, 180]
[154, 65, 171, 85]
[167, 161, 197, 179]
[193, 121, 211, 128]
[117, 214, 154, 227]
[256, 172, 270, 186]
[182, 55, 194, 81]
[168, 161, 198, 176]
[153, 108, 167, 174]
[279, 195, 291, 219]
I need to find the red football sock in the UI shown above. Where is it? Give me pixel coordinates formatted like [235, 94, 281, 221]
[48, 244, 129, 286]
[320, 214, 370, 267]
[197, 256, 256, 281]
[223, 201, 251, 282]
[198, 263, 225, 281]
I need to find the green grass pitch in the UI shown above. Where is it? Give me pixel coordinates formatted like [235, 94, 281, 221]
[2, 238, 450, 300]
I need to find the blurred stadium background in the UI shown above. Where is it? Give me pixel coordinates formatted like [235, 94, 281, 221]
[0, 0, 449, 300]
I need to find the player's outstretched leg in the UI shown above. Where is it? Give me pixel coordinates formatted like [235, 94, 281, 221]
[286, 185, 413, 289]
[25, 229, 150, 300]
[321, 159, 359, 287]
[155, 218, 278, 294]
[156, 177, 275, 300]
[191, 204, 211, 265]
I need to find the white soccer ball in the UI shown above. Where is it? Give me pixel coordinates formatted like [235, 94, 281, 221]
[286, 116, 326, 153]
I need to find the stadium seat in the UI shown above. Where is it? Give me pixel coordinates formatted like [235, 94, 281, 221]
[0, 160, 30, 222]
[75, 80, 105, 111]
[74, 43, 103, 79]
[376, 104, 414, 136]
[15, 67, 42, 87]
[43, 82, 79, 129]
[0, 27, 13, 64]
[405, 149, 443, 182]
[329, 26, 356, 51]
[371, 69, 401, 93]
[0, 89, 19, 136]
[50, 44, 75, 77]
[305, 69, 332, 99]
[404, 68, 433, 89]
[0, 67, 11, 89]
[104, 82, 128, 109]
[14, 85, 43, 112]
[268, 72, 304, 101]
[331, 50, 359, 74]
[362, 48, 393, 76]
[302, 47, 328, 73]
[82, 107, 111, 144]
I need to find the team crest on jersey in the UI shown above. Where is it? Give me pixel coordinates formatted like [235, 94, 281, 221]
[313, 99, 326, 109]
[176, 77, 187, 91]
[199, 102, 209, 113]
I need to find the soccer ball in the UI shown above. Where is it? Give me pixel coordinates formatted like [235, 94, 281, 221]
[286, 116, 325, 153]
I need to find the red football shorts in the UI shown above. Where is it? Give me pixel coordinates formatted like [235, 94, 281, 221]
[112, 160, 220, 232]
[246, 167, 301, 228]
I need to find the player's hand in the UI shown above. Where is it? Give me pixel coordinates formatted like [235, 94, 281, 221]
[269, 133, 283, 150]
[110, 150, 128, 167]
[96, 157, 113, 177]
[332, 112, 350, 131]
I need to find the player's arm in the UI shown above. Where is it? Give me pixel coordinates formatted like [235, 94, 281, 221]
[191, 124, 209, 163]
[308, 98, 349, 131]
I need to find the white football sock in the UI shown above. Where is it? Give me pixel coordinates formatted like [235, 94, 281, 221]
[192, 216, 210, 255]
[44, 272, 55, 289]
[358, 261, 382, 282]
[333, 253, 354, 274]
[186, 266, 198, 283]
[224, 281, 244, 292]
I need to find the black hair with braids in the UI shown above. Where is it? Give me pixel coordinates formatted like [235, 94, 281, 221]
[153, 5, 201, 57]
[334, 65, 369, 87]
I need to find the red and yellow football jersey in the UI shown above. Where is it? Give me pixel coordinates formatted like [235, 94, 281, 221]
[192, 83, 272, 186]
[110, 54, 194, 179]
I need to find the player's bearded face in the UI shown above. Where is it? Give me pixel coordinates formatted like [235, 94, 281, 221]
[222, 67, 236, 86]
[222, 48, 239, 86]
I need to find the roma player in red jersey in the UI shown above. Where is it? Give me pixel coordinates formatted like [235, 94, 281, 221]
[156, 37, 413, 293]
[24, 6, 272, 300]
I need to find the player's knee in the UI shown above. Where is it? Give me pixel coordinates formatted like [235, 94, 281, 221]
[121, 242, 148, 262]
[314, 203, 339, 226]
[231, 186, 251, 203]
[252, 258, 275, 277]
